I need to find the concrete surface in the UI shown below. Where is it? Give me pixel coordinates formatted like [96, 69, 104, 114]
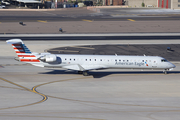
[1, 57, 180, 120]
[1, 39, 180, 120]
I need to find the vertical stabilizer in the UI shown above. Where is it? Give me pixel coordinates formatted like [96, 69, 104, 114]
[6, 39, 40, 62]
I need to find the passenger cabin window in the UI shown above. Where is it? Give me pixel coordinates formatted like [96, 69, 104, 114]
[161, 59, 168, 62]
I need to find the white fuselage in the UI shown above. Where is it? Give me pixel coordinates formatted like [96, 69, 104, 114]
[32, 54, 175, 71]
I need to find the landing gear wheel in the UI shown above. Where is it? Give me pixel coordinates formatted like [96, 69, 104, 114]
[83, 71, 89, 76]
[164, 69, 168, 75]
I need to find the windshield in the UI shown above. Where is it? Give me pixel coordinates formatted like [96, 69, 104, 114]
[161, 59, 168, 62]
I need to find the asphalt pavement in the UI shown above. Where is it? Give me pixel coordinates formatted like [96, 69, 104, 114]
[0, 8, 180, 22]
[1, 33, 180, 40]
[1, 8, 180, 33]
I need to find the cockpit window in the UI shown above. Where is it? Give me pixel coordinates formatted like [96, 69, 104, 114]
[161, 59, 168, 62]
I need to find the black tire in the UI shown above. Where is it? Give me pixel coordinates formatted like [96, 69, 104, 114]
[83, 71, 89, 76]
[78, 71, 83, 74]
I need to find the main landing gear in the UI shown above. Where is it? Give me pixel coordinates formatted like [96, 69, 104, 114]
[78, 71, 83, 74]
[78, 71, 89, 76]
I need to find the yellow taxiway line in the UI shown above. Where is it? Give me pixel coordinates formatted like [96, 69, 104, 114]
[82, 19, 93, 22]
[0, 77, 47, 110]
[37, 20, 47, 23]
[127, 19, 135, 21]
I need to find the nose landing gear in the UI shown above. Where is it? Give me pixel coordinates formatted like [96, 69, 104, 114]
[163, 69, 168, 75]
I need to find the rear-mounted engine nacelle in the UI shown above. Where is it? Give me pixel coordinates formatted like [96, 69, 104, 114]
[39, 54, 57, 62]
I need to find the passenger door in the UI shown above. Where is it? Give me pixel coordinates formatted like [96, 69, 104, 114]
[152, 59, 157, 68]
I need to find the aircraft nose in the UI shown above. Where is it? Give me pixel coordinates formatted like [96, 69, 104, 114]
[170, 63, 176, 68]
[172, 64, 176, 68]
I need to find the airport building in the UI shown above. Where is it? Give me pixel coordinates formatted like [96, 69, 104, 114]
[104, 0, 123, 5]
[124, 0, 180, 9]
[2, 0, 180, 9]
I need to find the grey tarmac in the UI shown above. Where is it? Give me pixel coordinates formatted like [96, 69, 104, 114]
[1, 8, 180, 34]
[1, 39, 180, 119]
[1, 57, 180, 120]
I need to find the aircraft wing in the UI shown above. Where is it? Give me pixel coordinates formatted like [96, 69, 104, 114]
[62, 64, 108, 71]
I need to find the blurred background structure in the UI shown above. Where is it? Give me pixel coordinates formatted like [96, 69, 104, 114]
[0, 0, 179, 9]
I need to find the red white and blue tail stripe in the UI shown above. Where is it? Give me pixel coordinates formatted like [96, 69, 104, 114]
[6, 39, 40, 63]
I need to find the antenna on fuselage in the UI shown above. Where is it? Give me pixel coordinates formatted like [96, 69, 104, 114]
[143, 54, 146, 56]
[115, 53, 117, 56]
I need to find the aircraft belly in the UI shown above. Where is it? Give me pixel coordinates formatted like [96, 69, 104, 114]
[31, 63, 44, 67]
[43, 63, 65, 68]
[62, 65, 80, 71]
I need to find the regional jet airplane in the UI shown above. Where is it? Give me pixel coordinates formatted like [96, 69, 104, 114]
[7, 39, 176, 76]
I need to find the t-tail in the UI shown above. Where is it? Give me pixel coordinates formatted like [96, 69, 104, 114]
[6, 39, 40, 63]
